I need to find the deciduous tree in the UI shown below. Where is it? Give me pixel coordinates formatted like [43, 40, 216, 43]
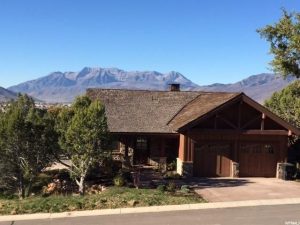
[258, 9, 300, 78]
[265, 80, 300, 128]
[56, 96, 110, 195]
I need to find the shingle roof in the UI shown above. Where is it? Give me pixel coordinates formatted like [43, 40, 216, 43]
[86, 88, 240, 133]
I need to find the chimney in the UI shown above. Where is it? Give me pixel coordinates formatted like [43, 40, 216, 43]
[169, 83, 180, 92]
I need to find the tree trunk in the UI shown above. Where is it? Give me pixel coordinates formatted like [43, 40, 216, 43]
[77, 175, 85, 196]
[18, 173, 25, 199]
[25, 179, 33, 198]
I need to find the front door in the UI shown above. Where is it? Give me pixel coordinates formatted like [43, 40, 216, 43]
[194, 143, 231, 177]
[133, 137, 149, 165]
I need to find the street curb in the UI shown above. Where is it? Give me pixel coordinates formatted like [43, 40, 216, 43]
[1, 198, 300, 222]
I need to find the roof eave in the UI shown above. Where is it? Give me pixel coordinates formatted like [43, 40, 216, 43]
[173, 93, 300, 136]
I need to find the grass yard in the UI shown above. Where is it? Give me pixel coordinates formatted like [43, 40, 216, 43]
[0, 187, 205, 215]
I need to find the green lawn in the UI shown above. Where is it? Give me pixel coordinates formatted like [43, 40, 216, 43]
[0, 187, 205, 215]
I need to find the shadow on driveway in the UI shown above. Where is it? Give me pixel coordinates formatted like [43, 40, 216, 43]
[186, 177, 254, 189]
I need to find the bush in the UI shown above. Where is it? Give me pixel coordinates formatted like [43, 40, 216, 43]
[113, 175, 125, 187]
[119, 170, 132, 183]
[167, 161, 177, 171]
[31, 173, 53, 194]
[112, 161, 122, 175]
[180, 185, 190, 193]
[166, 182, 176, 193]
[0, 192, 17, 200]
[156, 185, 166, 192]
[164, 172, 182, 180]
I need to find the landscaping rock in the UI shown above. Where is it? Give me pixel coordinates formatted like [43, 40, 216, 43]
[86, 184, 107, 195]
[100, 198, 107, 203]
[128, 200, 138, 207]
[68, 206, 77, 211]
[43, 178, 66, 195]
[10, 209, 17, 215]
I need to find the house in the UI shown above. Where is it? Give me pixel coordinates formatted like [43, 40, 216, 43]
[86, 84, 300, 178]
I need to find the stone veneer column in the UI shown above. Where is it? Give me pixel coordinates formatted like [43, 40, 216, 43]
[231, 162, 239, 177]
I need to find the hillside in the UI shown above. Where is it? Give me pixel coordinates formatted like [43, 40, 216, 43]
[0, 86, 17, 102]
[198, 73, 296, 103]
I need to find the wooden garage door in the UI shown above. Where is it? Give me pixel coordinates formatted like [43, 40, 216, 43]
[194, 143, 231, 177]
[239, 143, 277, 177]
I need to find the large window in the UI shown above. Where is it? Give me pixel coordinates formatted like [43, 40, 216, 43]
[136, 137, 148, 150]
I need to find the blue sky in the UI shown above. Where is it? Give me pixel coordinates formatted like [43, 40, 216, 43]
[0, 0, 299, 88]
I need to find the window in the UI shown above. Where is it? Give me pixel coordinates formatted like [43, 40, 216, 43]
[136, 137, 148, 150]
[111, 141, 119, 150]
[240, 143, 275, 154]
[264, 144, 274, 154]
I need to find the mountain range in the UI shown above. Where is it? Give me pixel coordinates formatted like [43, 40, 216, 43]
[8, 67, 199, 102]
[3, 67, 298, 103]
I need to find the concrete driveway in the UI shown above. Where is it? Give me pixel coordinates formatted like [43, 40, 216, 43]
[191, 178, 300, 202]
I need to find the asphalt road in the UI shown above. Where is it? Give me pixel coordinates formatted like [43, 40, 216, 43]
[1, 204, 300, 225]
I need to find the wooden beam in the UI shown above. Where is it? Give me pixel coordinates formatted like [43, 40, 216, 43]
[241, 115, 261, 129]
[241, 130, 288, 135]
[190, 129, 289, 136]
[214, 114, 217, 129]
[218, 114, 237, 129]
[261, 113, 265, 130]
[238, 101, 242, 129]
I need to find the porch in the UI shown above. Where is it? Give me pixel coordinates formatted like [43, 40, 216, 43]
[111, 133, 179, 171]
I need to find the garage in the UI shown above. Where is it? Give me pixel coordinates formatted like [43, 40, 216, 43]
[239, 142, 278, 177]
[171, 94, 300, 178]
[193, 143, 231, 177]
[192, 140, 280, 178]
